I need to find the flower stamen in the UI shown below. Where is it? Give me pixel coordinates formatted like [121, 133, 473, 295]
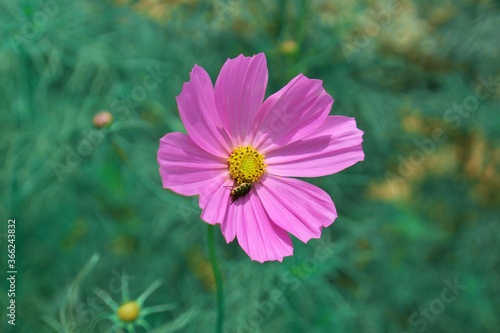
[228, 145, 266, 184]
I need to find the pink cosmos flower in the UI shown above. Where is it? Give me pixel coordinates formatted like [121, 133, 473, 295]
[157, 53, 364, 263]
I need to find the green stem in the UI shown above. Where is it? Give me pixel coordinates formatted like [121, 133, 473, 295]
[207, 224, 224, 333]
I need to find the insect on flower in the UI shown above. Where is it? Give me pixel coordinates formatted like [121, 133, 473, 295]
[230, 182, 252, 203]
[157, 53, 365, 262]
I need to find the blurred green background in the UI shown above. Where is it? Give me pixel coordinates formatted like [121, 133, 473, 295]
[1, 0, 499, 332]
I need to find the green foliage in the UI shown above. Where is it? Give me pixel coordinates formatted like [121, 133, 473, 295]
[1, 0, 499, 332]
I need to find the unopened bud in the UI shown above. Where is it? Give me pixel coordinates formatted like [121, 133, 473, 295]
[117, 301, 140, 322]
[278, 40, 299, 55]
[92, 111, 113, 128]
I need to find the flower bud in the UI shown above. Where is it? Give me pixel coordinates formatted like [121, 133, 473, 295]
[92, 111, 113, 128]
[278, 40, 299, 55]
[117, 301, 140, 322]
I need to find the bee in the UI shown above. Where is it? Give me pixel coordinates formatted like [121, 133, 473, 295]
[230, 182, 252, 203]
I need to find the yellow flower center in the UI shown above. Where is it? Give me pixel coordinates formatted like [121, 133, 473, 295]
[228, 145, 266, 184]
[117, 301, 140, 322]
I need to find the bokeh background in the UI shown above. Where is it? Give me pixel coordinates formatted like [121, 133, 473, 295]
[1, 0, 499, 332]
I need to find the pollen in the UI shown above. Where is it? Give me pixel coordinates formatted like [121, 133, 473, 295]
[228, 145, 267, 184]
[117, 301, 140, 322]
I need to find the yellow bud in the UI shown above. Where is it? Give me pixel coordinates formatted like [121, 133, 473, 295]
[278, 40, 299, 55]
[117, 301, 140, 322]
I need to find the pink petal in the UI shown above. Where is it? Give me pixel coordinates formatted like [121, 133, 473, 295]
[251, 74, 333, 153]
[215, 53, 268, 145]
[265, 116, 365, 177]
[230, 192, 293, 262]
[219, 195, 241, 243]
[157, 132, 227, 196]
[256, 175, 337, 243]
[199, 177, 232, 226]
[176, 65, 232, 158]
[216, 187, 252, 244]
